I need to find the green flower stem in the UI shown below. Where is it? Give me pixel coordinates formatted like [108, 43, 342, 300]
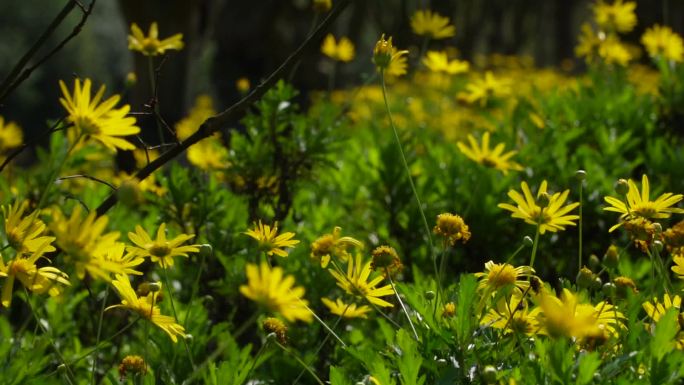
[160, 262, 196, 370]
[274, 340, 324, 385]
[379, 70, 440, 301]
[302, 302, 347, 347]
[143, 292, 154, 377]
[64, 318, 139, 367]
[243, 339, 271, 382]
[387, 269, 420, 341]
[578, 179, 584, 272]
[505, 242, 526, 265]
[22, 289, 76, 382]
[529, 209, 543, 269]
[91, 285, 109, 385]
[147, 57, 165, 145]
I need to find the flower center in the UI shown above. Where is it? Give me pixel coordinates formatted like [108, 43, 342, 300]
[632, 202, 659, 218]
[142, 38, 160, 55]
[487, 264, 517, 289]
[74, 114, 101, 135]
[530, 207, 553, 224]
[149, 243, 171, 257]
[481, 156, 498, 168]
[510, 314, 533, 334]
[9, 259, 34, 276]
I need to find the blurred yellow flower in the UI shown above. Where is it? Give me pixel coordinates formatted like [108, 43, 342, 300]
[422, 50, 469, 75]
[107, 274, 186, 342]
[240, 262, 312, 323]
[243, 220, 299, 257]
[373, 34, 409, 77]
[176, 95, 230, 171]
[2, 200, 55, 253]
[593, 0, 637, 33]
[0, 116, 22, 152]
[0, 241, 70, 307]
[604, 174, 684, 232]
[310, 226, 363, 268]
[410, 10, 456, 40]
[457, 71, 510, 107]
[672, 255, 684, 280]
[321, 297, 371, 318]
[321, 34, 355, 62]
[498, 180, 580, 234]
[236, 77, 251, 93]
[642, 24, 684, 62]
[312, 0, 332, 13]
[128, 22, 184, 56]
[598, 35, 632, 66]
[457, 132, 523, 174]
[59, 78, 140, 151]
[127, 223, 199, 268]
[329, 253, 394, 308]
[643, 293, 681, 323]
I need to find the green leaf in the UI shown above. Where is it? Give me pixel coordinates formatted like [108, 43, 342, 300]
[329, 366, 352, 385]
[651, 307, 678, 361]
[576, 351, 600, 385]
[395, 329, 424, 385]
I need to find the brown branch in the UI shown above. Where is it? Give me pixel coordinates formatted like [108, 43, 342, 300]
[95, 0, 353, 217]
[0, 0, 97, 105]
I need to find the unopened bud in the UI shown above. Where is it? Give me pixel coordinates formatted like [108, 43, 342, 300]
[653, 240, 664, 252]
[575, 169, 587, 181]
[523, 236, 534, 247]
[615, 179, 629, 195]
[603, 245, 619, 269]
[602, 282, 616, 297]
[588, 254, 601, 270]
[148, 282, 161, 292]
[576, 267, 595, 289]
[424, 290, 436, 301]
[481, 365, 498, 384]
[653, 223, 662, 234]
[199, 244, 213, 258]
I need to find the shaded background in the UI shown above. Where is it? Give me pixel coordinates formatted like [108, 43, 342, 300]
[0, 0, 682, 150]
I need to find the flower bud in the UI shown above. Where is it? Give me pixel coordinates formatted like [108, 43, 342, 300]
[576, 267, 594, 289]
[148, 282, 162, 292]
[603, 244, 619, 269]
[575, 169, 587, 181]
[523, 236, 534, 247]
[653, 240, 664, 252]
[588, 254, 601, 270]
[653, 223, 662, 234]
[199, 244, 213, 258]
[125, 72, 137, 88]
[373, 34, 394, 69]
[602, 282, 616, 297]
[615, 179, 629, 195]
[442, 302, 456, 318]
[424, 290, 436, 301]
[481, 365, 498, 384]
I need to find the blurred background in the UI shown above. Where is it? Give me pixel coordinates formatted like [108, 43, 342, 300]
[0, 0, 682, 152]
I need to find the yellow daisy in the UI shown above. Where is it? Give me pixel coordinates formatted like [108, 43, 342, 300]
[128, 22, 184, 56]
[456, 132, 523, 175]
[373, 34, 409, 77]
[593, 0, 637, 33]
[243, 220, 299, 257]
[329, 253, 394, 308]
[457, 71, 510, 107]
[474, 261, 535, 293]
[0, 116, 23, 153]
[2, 200, 56, 253]
[480, 292, 541, 336]
[433, 213, 471, 246]
[410, 10, 456, 40]
[643, 293, 681, 323]
[175, 95, 229, 171]
[59, 78, 140, 151]
[321, 297, 372, 319]
[498, 180, 580, 234]
[310, 226, 363, 268]
[422, 51, 469, 75]
[0, 241, 70, 307]
[127, 223, 199, 268]
[672, 255, 684, 280]
[106, 274, 186, 342]
[321, 34, 355, 62]
[642, 24, 684, 62]
[604, 174, 684, 232]
[239, 262, 312, 323]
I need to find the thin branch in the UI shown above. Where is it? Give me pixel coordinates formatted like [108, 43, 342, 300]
[56, 174, 117, 190]
[0, 0, 97, 105]
[0, 117, 65, 173]
[95, 0, 353, 217]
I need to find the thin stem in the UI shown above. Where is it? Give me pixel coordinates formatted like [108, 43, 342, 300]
[91, 285, 109, 385]
[505, 243, 527, 265]
[274, 341, 324, 385]
[64, 318, 139, 367]
[379, 71, 439, 298]
[143, 291, 154, 377]
[161, 262, 196, 369]
[578, 179, 583, 271]
[243, 339, 271, 382]
[529, 209, 543, 269]
[182, 251, 207, 328]
[387, 269, 419, 341]
[302, 302, 347, 347]
[147, 57, 165, 145]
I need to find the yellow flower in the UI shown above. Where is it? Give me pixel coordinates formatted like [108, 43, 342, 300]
[239, 262, 312, 323]
[457, 71, 510, 107]
[310, 226, 363, 268]
[59, 78, 140, 151]
[176, 95, 229, 171]
[422, 51, 469, 75]
[236, 77, 251, 93]
[329, 253, 394, 308]
[312, 0, 332, 13]
[575, 23, 602, 62]
[49, 206, 130, 280]
[2, 200, 56, 253]
[127, 223, 199, 268]
[321, 297, 371, 319]
[598, 35, 632, 66]
[442, 302, 456, 318]
[107, 274, 186, 342]
[538, 289, 624, 340]
[643, 293, 681, 323]
[262, 317, 288, 344]
[593, 0, 637, 33]
[321, 34, 355, 62]
[243, 220, 299, 257]
[433, 213, 471, 245]
[118, 355, 147, 378]
[642, 24, 684, 62]
[673, 255, 684, 280]
[457, 132, 523, 175]
[410, 10, 456, 40]
[0, 116, 23, 152]
[128, 22, 184, 56]
[0, 241, 70, 307]
[474, 261, 535, 292]
[498, 180, 580, 234]
[481, 292, 541, 336]
[604, 174, 684, 232]
[373, 34, 409, 76]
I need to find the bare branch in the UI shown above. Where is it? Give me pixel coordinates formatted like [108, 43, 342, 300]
[0, 0, 97, 105]
[95, 0, 353, 216]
